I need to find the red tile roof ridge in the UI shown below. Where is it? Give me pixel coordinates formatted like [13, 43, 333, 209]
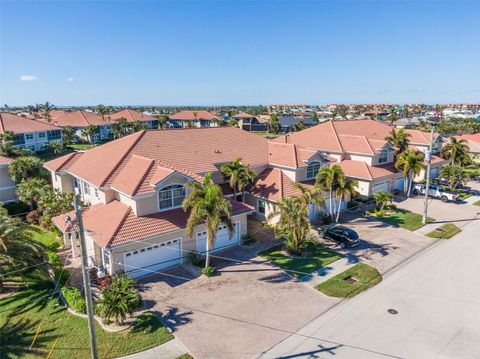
[106, 205, 133, 247]
[100, 130, 147, 187]
[330, 121, 344, 152]
[154, 159, 205, 183]
[44, 152, 80, 172]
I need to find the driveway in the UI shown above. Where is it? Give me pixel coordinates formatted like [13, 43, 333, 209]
[317, 215, 436, 274]
[138, 238, 338, 359]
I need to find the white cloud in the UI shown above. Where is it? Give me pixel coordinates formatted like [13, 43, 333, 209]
[20, 75, 40, 81]
[67, 77, 75, 82]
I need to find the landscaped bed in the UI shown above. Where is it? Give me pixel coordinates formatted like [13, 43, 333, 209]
[473, 200, 480, 207]
[426, 223, 461, 239]
[0, 272, 173, 359]
[316, 263, 382, 298]
[259, 241, 343, 279]
[374, 208, 434, 231]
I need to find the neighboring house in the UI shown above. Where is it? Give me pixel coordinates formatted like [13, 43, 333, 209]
[273, 119, 449, 196]
[0, 112, 63, 152]
[50, 110, 112, 143]
[454, 133, 480, 161]
[168, 110, 222, 128]
[278, 115, 316, 133]
[109, 109, 158, 129]
[44, 128, 265, 278]
[232, 112, 268, 132]
[0, 156, 16, 203]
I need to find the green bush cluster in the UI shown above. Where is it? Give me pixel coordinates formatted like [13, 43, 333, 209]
[61, 286, 87, 314]
[202, 266, 216, 277]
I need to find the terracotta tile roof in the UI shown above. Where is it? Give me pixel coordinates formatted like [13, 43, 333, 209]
[250, 168, 313, 202]
[48, 110, 106, 127]
[45, 127, 268, 190]
[338, 160, 400, 181]
[43, 152, 84, 172]
[455, 133, 480, 143]
[275, 119, 433, 154]
[267, 142, 318, 168]
[169, 110, 221, 121]
[0, 112, 61, 134]
[232, 112, 255, 119]
[109, 109, 156, 122]
[52, 199, 253, 248]
[0, 156, 12, 165]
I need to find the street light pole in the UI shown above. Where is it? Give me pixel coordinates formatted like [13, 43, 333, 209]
[422, 126, 435, 225]
[73, 189, 99, 359]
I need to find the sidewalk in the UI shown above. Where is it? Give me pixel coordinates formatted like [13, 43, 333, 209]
[117, 338, 188, 359]
[299, 255, 358, 287]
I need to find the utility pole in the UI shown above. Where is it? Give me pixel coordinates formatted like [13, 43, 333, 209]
[73, 189, 99, 359]
[422, 126, 435, 225]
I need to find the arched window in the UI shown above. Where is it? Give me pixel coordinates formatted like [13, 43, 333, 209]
[158, 184, 185, 210]
[306, 161, 321, 179]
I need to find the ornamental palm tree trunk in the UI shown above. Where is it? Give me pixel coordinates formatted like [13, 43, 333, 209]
[335, 194, 343, 223]
[329, 188, 334, 221]
[205, 235, 211, 268]
[407, 172, 413, 197]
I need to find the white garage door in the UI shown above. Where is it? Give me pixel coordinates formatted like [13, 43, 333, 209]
[196, 222, 240, 253]
[372, 180, 390, 194]
[124, 238, 182, 278]
[394, 177, 405, 191]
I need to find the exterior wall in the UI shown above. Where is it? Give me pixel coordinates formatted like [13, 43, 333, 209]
[14, 131, 62, 152]
[372, 150, 394, 166]
[354, 179, 371, 196]
[0, 165, 16, 202]
[348, 154, 374, 166]
[108, 212, 248, 274]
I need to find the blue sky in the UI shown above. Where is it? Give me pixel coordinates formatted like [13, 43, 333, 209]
[1, 0, 479, 106]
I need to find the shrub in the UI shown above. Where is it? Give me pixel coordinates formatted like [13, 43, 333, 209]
[48, 251, 61, 267]
[61, 286, 86, 313]
[190, 252, 206, 267]
[374, 209, 385, 217]
[202, 266, 216, 277]
[2, 201, 30, 216]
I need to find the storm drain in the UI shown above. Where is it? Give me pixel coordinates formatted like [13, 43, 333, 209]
[388, 309, 398, 315]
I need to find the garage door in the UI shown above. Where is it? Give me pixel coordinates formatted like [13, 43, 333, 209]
[196, 222, 240, 253]
[124, 238, 182, 278]
[394, 177, 405, 191]
[372, 180, 390, 194]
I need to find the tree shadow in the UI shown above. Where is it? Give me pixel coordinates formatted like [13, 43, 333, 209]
[160, 306, 193, 332]
[277, 344, 344, 358]
[258, 271, 293, 283]
[130, 311, 166, 334]
[0, 317, 57, 359]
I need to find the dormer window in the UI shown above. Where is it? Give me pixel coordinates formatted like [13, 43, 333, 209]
[158, 184, 186, 210]
[378, 150, 388, 164]
[306, 161, 321, 179]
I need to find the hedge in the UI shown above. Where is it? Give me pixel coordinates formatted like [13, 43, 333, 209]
[61, 286, 87, 314]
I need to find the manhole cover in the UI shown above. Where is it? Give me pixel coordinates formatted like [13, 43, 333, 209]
[388, 309, 398, 315]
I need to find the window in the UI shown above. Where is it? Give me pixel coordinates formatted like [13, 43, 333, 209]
[378, 150, 388, 164]
[306, 161, 321, 179]
[14, 134, 25, 145]
[158, 184, 185, 210]
[83, 181, 90, 194]
[38, 132, 46, 138]
[95, 188, 99, 198]
[25, 133, 34, 141]
[258, 199, 266, 214]
[48, 130, 61, 140]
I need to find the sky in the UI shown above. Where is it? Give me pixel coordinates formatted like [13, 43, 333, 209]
[1, 0, 479, 106]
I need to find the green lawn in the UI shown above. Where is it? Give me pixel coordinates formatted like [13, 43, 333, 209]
[259, 241, 343, 278]
[426, 223, 461, 239]
[455, 190, 472, 201]
[68, 144, 96, 150]
[176, 354, 194, 359]
[29, 225, 61, 250]
[376, 209, 434, 231]
[473, 200, 480, 207]
[0, 275, 173, 359]
[316, 263, 382, 298]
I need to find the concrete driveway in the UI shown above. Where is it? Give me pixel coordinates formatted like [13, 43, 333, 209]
[138, 243, 338, 359]
[318, 215, 436, 274]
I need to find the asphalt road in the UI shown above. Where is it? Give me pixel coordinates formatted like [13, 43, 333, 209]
[260, 216, 480, 359]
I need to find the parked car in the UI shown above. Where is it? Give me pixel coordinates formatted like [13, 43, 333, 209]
[412, 183, 459, 202]
[318, 226, 359, 248]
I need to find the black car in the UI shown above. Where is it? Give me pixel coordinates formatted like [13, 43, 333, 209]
[319, 226, 359, 248]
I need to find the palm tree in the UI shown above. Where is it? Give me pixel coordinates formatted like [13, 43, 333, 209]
[0, 131, 20, 157]
[386, 107, 399, 126]
[221, 157, 256, 202]
[45, 141, 64, 155]
[40, 102, 55, 129]
[440, 165, 469, 191]
[334, 177, 358, 223]
[395, 149, 425, 196]
[373, 191, 393, 211]
[182, 173, 233, 268]
[385, 128, 411, 157]
[97, 274, 141, 325]
[9, 156, 46, 183]
[156, 114, 169, 129]
[62, 125, 76, 145]
[292, 119, 305, 132]
[81, 125, 97, 144]
[96, 104, 108, 122]
[440, 137, 471, 166]
[269, 114, 280, 134]
[268, 196, 310, 255]
[17, 178, 48, 211]
[315, 165, 345, 221]
[0, 208, 44, 292]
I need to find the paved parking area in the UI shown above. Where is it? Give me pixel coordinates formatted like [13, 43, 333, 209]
[318, 216, 436, 274]
[138, 243, 338, 359]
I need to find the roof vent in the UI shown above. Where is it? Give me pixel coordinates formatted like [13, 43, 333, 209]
[214, 149, 222, 154]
